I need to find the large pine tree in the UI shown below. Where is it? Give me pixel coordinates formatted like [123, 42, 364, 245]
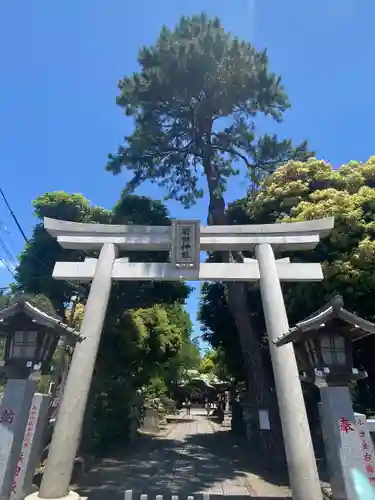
[107, 13, 311, 454]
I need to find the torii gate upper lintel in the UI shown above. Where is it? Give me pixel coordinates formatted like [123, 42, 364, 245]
[44, 215, 334, 248]
[43, 216, 334, 283]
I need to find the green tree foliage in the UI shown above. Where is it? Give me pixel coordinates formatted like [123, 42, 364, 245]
[14, 192, 110, 314]
[143, 376, 168, 400]
[92, 302, 191, 449]
[200, 348, 233, 381]
[246, 156, 375, 321]
[200, 283, 246, 382]
[203, 156, 375, 410]
[248, 156, 375, 410]
[106, 12, 310, 451]
[120, 305, 184, 384]
[199, 352, 215, 374]
[22, 293, 60, 318]
[199, 281, 271, 383]
[15, 191, 194, 451]
[0, 291, 10, 310]
[161, 304, 201, 387]
[65, 302, 85, 330]
[107, 13, 310, 207]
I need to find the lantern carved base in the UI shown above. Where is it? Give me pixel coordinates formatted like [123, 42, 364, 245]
[25, 491, 87, 500]
[304, 370, 367, 388]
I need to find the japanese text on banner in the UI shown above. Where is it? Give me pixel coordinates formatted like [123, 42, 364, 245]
[11, 404, 38, 498]
[355, 414, 375, 485]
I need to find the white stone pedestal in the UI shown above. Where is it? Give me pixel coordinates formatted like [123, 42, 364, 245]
[319, 386, 365, 500]
[0, 378, 37, 500]
[11, 393, 51, 500]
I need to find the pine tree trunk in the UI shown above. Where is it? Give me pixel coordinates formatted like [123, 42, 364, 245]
[204, 158, 285, 462]
[226, 282, 284, 460]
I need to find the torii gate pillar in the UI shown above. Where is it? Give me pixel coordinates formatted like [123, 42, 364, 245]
[256, 242, 322, 500]
[38, 243, 117, 500]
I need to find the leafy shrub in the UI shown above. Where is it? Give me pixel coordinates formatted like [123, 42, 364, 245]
[159, 395, 177, 414]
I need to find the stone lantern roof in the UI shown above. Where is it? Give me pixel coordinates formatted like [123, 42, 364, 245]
[274, 295, 375, 347]
[0, 298, 83, 344]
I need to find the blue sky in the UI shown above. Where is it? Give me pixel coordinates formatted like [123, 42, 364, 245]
[1, 0, 375, 344]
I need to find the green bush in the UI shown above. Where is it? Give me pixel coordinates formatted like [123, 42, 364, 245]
[159, 395, 177, 414]
[143, 377, 168, 400]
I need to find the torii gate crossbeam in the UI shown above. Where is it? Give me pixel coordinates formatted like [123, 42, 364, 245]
[53, 259, 324, 282]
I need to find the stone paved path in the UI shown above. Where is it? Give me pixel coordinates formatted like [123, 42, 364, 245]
[77, 410, 291, 499]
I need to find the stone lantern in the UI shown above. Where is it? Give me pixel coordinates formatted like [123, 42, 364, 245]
[0, 298, 82, 499]
[0, 298, 81, 378]
[274, 295, 374, 385]
[274, 295, 375, 500]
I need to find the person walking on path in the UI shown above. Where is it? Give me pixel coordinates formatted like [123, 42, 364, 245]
[186, 398, 192, 415]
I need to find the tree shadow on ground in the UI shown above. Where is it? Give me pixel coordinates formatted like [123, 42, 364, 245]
[185, 429, 289, 487]
[186, 428, 330, 485]
[75, 423, 293, 500]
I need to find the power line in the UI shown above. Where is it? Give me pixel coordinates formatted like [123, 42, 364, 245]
[0, 187, 27, 242]
[0, 187, 21, 277]
[0, 235, 17, 269]
[0, 186, 87, 299]
[0, 258, 15, 278]
[0, 218, 18, 255]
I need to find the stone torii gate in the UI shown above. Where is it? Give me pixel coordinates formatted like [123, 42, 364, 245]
[31, 216, 334, 500]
